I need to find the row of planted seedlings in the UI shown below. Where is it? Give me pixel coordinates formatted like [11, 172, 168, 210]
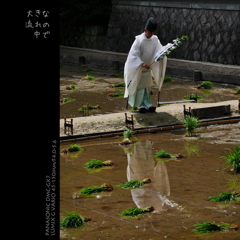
[156, 115, 240, 234]
[60, 129, 155, 229]
[60, 117, 240, 233]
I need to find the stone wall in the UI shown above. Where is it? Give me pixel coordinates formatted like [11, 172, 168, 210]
[60, 1, 240, 65]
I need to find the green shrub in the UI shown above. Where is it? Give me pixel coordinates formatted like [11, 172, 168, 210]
[201, 81, 213, 89]
[154, 150, 171, 158]
[181, 115, 199, 136]
[221, 144, 240, 173]
[60, 211, 85, 228]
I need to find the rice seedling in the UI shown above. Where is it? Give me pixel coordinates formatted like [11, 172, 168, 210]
[192, 222, 236, 233]
[68, 144, 83, 152]
[123, 129, 134, 139]
[86, 74, 95, 81]
[131, 106, 138, 111]
[184, 94, 204, 101]
[78, 104, 101, 111]
[64, 97, 74, 103]
[118, 178, 151, 189]
[181, 115, 199, 136]
[69, 84, 76, 89]
[84, 159, 114, 169]
[85, 68, 94, 72]
[60, 210, 85, 228]
[114, 92, 124, 97]
[154, 150, 172, 158]
[121, 206, 154, 217]
[237, 88, 240, 94]
[200, 81, 213, 89]
[221, 144, 240, 173]
[164, 76, 172, 82]
[79, 183, 113, 196]
[118, 72, 124, 78]
[112, 82, 125, 87]
[206, 192, 239, 203]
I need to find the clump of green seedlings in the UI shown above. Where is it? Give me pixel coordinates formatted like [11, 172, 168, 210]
[85, 68, 94, 72]
[198, 81, 213, 89]
[185, 93, 204, 101]
[79, 183, 113, 196]
[111, 82, 125, 87]
[118, 72, 124, 78]
[221, 144, 240, 173]
[154, 150, 172, 158]
[123, 129, 134, 139]
[78, 104, 100, 112]
[85, 74, 95, 81]
[119, 178, 151, 189]
[60, 211, 85, 228]
[237, 88, 240, 94]
[68, 144, 83, 152]
[69, 84, 76, 89]
[84, 159, 114, 169]
[64, 97, 74, 103]
[164, 76, 172, 82]
[131, 106, 138, 111]
[121, 206, 154, 217]
[206, 191, 240, 203]
[181, 115, 200, 136]
[192, 222, 237, 233]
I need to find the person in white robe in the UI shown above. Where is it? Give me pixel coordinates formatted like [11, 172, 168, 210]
[124, 17, 167, 113]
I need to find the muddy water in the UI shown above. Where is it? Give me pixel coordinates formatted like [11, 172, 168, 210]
[60, 63, 239, 119]
[60, 123, 240, 239]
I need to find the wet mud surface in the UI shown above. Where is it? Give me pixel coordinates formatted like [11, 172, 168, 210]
[60, 122, 240, 239]
[60, 63, 239, 119]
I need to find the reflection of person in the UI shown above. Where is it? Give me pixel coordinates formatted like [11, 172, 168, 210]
[126, 140, 177, 213]
[124, 17, 167, 113]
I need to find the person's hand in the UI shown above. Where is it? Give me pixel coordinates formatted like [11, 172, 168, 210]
[142, 63, 150, 69]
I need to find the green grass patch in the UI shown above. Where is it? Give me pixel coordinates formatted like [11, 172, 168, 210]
[164, 76, 172, 82]
[60, 211, 85, 228]
[206, 192, 239, 203]
[68, 144, 83, 152]
[192, 222, 236, 233]
[181, 115, 199, 136]
[221, 144, 240, 173]
[112, 82, 125, 87]
[200, 81, 213, 89]
[154, 150, 172, 158]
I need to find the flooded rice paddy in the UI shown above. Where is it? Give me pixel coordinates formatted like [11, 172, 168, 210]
[60, 63, 239, 119]
[60, 122, 240, 239]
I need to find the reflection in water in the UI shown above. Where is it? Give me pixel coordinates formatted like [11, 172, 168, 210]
[126, 140, 177, 213]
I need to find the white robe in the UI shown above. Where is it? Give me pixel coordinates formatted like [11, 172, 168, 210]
[124, 33, 167, 99]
